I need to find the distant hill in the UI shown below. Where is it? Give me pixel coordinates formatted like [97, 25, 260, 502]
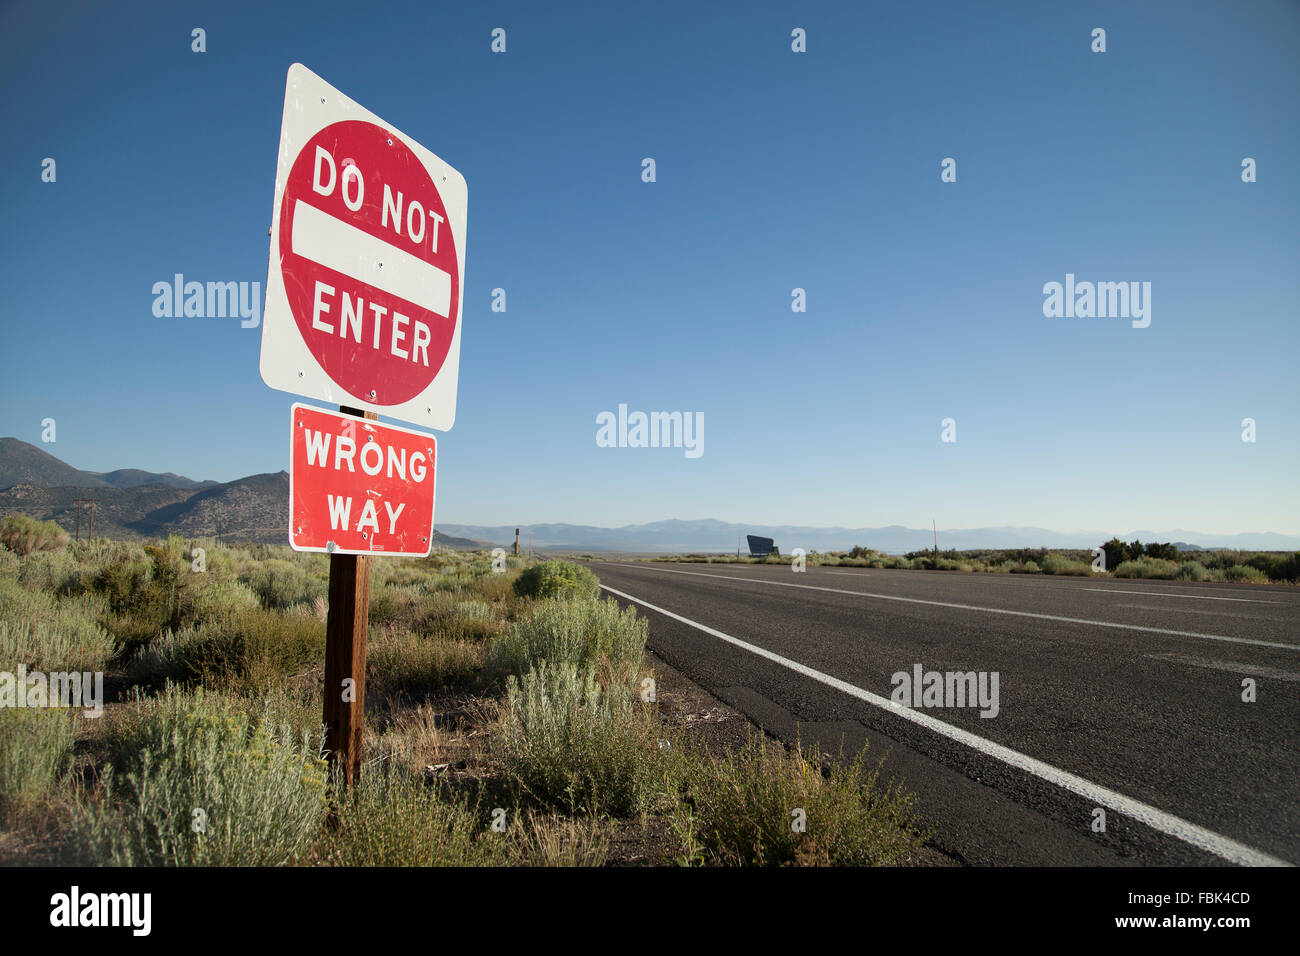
[0, 439, 486, 549]
[0, 437, 113, 489]
[0, 482, 200, 540]
[91, 468, 219, 491]
[130, 471, 292, 540]
[0, 438, 215, 492]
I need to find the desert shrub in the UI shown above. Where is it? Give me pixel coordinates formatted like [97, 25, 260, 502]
[682, 735, 924, 866]
[1224, 564, 1268, 584]
[187, 576, 261, 622]
[14, 547, 80, 594]
[513, 561, 600, 602]
[138, 539, 189, 631]
[1114, 557, 1180, 579]
[75, 686, 327, 866]
[313, 758, 504, 866]
[434, 572, 473, 593]
[1007, 560, 1041, 574]
[370, 588, 501, 642]
[1245, 552, 1300, 583]
[510, 813, 611, 867]
[240, 559, 327, 611]
[93, 544, 154, 613]
[487, 597, 647, 684]
[440, 608, 501, 643]
[455, 599, 492, 622]
[1144, 542, 1180, 561]
[1041, 553, 1093, 576]
[1099, 537, 1129, 571]
[0, 707, 77, 822]
[0, 514, 69, 556]
[461, 562, 524, 608]
[0, 578, 115, 671]
[180, 538, 235, 580]
[1175, 561, 1208, 581]
[372, 560, 433, 589]
[847, 546, 881, 560]
[497, 662, 666, 817]
[128, 607, 324, 694]
[367, 583, 417, 628]
[367, 631, 483, 696]
[129, 625, 203, 685]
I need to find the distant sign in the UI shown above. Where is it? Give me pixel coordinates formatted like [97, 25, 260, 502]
[288, 404, 437, 556]
[261, 63, 467, 431]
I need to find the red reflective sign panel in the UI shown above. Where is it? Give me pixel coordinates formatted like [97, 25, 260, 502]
[289, 404, 437, 556]
[278, 119, 459, 406]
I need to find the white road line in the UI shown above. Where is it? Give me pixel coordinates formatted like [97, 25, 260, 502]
[601, 583, 1292, 868]
[1080, 588, 1278, 605]
[1145, 654, 1300, 683]
[609, 563, 1300, 651]
[291, 199, 452, 316]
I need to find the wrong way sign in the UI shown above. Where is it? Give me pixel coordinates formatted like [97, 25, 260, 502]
[289, 403, 437, 556]
[261, 64, 467, 430]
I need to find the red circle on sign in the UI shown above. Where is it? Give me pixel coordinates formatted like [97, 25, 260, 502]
[278, 120, 458, 406]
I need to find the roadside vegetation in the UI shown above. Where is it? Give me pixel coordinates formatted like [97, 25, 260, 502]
[655, 540, 1298, 584]
[0, 533, 928, 867]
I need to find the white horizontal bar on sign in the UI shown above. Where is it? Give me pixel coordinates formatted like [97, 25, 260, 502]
[290, 199, 452, 318]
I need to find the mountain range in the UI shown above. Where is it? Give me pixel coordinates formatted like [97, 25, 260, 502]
[2, 438, 1295, 552]
[0, 438, 482, 548]
[437, 519, 1300, 554]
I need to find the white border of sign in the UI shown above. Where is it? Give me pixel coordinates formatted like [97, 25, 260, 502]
[288, 402, 439, 558]
[261, 63, 467, 432]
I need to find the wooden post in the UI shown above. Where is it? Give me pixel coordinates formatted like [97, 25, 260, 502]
[87, 502, 94, 542]
[514, 527, 520, 557]
[74, 499, 81, 543]
[323, 406, 377, 789]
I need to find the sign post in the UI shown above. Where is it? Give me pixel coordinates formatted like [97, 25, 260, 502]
[323, 407, 374, 789]
[261, 63, 467, 787]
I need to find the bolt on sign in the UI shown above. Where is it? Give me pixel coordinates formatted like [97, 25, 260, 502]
[260, 63, 468, 431]
[289, 404, 437, 557]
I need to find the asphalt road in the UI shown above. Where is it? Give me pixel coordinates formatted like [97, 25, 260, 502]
[586, 560, 1300, 866]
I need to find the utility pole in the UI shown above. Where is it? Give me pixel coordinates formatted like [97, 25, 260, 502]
[933, 519, 938, 557]
[72, 499, 98, 543]
[514, 527, 520, 557]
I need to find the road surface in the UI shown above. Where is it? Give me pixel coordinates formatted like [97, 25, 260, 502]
[587, 560, 1299, 866]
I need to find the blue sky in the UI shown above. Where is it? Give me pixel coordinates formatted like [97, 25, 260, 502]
[1, 0, 1296, 535]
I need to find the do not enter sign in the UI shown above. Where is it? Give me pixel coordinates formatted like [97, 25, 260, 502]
[261, 64, 467, 430]
[289, 404, 437, 556]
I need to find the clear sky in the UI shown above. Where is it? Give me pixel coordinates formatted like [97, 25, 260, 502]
[1, 0, 1296, 534]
